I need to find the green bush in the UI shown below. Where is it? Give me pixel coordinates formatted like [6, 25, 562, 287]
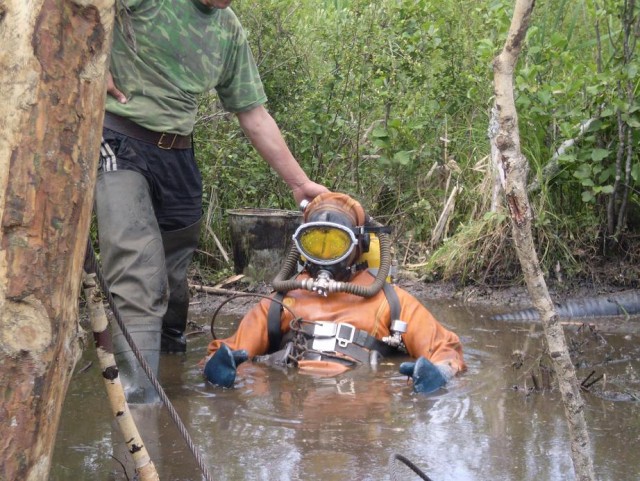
[193, 0, 639, 285]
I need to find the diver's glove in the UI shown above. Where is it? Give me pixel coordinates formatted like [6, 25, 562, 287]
[203, 344, 249, 388]
[399, 356, 447, 394]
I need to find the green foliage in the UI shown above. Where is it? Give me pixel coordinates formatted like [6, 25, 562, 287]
[194, 0, 639, 283]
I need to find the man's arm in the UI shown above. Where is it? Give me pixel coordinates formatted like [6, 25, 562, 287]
[236, 105, 328, 205]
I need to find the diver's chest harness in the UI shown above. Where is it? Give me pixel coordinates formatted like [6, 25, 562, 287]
[259, 282, 408, 369]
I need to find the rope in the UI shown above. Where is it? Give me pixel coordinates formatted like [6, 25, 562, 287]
[84, 239, 215, 481]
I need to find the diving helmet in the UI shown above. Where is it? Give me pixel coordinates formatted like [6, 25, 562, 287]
[293, 193, 369, 281]
[272, 192, 392, 298]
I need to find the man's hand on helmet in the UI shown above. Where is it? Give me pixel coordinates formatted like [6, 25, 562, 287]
[291, 181, 329, 206]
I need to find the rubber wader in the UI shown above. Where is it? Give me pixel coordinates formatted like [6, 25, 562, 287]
[95, 170, 167, 404]
[160, 218, 202, 353]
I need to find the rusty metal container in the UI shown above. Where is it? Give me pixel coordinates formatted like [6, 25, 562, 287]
[227, 208, 302, 282]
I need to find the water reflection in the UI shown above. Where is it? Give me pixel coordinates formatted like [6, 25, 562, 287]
[51, 298, 640, 480]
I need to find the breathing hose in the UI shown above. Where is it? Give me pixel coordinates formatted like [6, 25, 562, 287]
[271, 219, 392, 298]
[84, 239, 215, 481]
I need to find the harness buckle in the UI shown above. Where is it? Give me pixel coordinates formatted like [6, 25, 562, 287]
[336, 323, 356, 348]
[311, 321, 338, 338]
[309, 321, 338, 352]
[158, 132, 178, 149]
[308, 322, 356, 351]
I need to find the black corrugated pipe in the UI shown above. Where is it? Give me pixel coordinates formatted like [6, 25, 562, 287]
[271, 219, 392, 298]
[491, 290, 640, 321]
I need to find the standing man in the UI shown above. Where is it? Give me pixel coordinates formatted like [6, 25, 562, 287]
[97, 0, 327, 403]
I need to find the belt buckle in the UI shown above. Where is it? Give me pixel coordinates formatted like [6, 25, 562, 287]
[158, 132, 177, 150]
[336, 323, 355, 348]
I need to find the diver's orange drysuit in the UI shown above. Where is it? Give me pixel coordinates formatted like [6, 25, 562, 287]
[206, 270, 466, 374]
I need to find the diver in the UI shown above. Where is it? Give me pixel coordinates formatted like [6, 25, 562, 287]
[202, 193, 466, 393]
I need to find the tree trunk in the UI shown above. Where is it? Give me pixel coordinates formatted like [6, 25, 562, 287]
[0, 1, 114, 480]
[490, 1, 596, 480]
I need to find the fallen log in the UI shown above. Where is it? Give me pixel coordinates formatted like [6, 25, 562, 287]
[190, 284, 248, 296]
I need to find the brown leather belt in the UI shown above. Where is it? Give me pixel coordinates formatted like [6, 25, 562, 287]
[103, 112, 192, 150]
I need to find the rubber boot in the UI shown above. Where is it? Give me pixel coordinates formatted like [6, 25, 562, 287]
[112, 317, 162, 403]
[160, 218, 202, 353]
[95, 170, 167, 404]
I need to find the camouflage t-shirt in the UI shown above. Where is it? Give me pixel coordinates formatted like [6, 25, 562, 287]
[106, 0, 267, 135]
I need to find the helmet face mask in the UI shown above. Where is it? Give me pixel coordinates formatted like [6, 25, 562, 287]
[273, 192, 393, 297]
[296, 192, 369, 282]
[293, 221, 358, 266]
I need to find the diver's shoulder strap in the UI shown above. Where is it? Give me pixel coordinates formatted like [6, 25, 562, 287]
[267, 292, 286, 353]
[382, 281, 401, 322]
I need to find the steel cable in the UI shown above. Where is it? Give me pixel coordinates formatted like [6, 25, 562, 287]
[84, 239, 214, 481]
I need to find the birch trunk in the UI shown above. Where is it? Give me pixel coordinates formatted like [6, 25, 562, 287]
[490, 1, 596, 479]
[83, 273, 159, 481]
[0, 1, 114, 480]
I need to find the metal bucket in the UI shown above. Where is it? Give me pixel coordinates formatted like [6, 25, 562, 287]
[227, 208, 302, 282]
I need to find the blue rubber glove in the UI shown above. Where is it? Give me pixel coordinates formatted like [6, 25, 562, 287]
[203, 344, 249, 388]
[399, 356, 447, 394]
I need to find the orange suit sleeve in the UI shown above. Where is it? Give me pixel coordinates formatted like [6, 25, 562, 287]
[397, 288, 466, 374]
[206, 297, 273, 358]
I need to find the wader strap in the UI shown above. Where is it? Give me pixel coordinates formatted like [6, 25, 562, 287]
[267, 292, 286, 353]
[382, 282, 401, 322]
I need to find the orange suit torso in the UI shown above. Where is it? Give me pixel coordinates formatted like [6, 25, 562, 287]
[207, 271, 465, 374]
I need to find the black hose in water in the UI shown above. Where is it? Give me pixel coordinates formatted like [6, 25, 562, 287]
[491, 290, 640, 321]
[388, 453, 434, 481]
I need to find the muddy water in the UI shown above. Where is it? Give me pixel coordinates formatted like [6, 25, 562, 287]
[51, 298, 640, 481]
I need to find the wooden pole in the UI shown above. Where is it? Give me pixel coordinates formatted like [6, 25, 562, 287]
[83, 273, 159, 481]
[0, 1, 114, 479]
